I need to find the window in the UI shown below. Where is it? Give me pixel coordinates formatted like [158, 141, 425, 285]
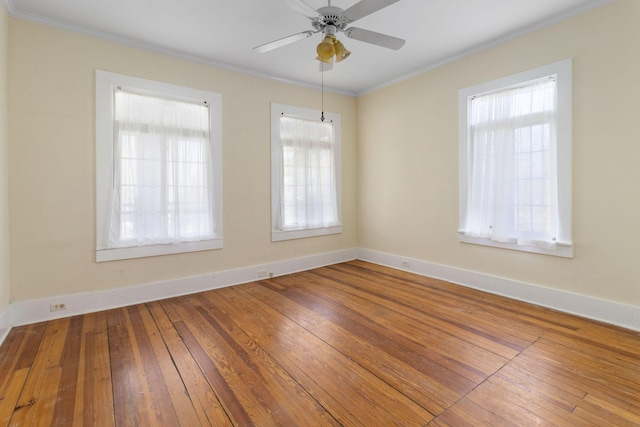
[458, 60, 572, 257]
[96, 71, 222, 262]
[271, 103, 342, 241]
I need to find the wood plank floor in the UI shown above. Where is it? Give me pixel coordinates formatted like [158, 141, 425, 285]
[1, 260, 639, 426]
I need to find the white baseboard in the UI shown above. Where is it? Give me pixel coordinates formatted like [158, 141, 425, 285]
[0, 304, 10, 345]
[7, 248, 357, 330]
[2, 246, 639, 349]
[357, 248, 640, 332]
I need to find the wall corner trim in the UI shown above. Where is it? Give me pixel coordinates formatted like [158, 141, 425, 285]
[0, 304, 11, 346]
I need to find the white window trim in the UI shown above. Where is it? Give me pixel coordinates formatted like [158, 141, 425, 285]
[270, 103, 343, 242]
[458, 59, 573, 258]
[95, 70, 223, 262]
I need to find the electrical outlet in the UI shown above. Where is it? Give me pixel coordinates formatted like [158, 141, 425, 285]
[258, 270, 269, 278]
[402, 260, 410, 268]
[50, 303, 67, 312]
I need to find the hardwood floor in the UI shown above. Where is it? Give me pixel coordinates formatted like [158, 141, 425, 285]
[1, 260, 639, 426]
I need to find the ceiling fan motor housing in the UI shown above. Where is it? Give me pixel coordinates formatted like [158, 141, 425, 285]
[313, 6, 350, 32]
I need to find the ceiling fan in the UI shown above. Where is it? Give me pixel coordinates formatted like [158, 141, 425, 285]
[254, 0, 405, 66]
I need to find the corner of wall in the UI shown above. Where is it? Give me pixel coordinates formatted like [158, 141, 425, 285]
[0, 303, 10, 346]
[0, 0, 11, 342]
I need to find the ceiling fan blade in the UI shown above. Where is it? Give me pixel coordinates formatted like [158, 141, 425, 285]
[286, 0, 322, 19]
[344, 27, 405, 50]
[253, 30, 315, 53]
[342, 0, 401, 22]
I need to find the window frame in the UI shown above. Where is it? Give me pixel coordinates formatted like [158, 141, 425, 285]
[270, 102, 342, 242]
[96, 70, 223, 262]
[458, 59, 573, 258]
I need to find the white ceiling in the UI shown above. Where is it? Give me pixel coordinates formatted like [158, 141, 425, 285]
[5, 0, 614, 95]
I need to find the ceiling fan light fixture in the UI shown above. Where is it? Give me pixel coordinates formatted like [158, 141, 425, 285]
[316, 55, 333, 64]
[316, 34, 336, 60]
[333, 39, 351, 62]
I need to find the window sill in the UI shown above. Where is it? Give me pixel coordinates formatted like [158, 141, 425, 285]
[271, 225, 343, 242]
[458, 232, 573, 258]
[96, 238, 223, 262]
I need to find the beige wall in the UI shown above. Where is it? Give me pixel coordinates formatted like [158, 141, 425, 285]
[0, 5, 9, 313]
[8, 19, 357, 301]
[358, 0, 640, 306]
[6, 0, 640, 310]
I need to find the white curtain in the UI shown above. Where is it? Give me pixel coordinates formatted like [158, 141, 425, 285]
[464, 79, 558, 248]
[277, 116, 338, 230]
[108, 91, 215, 248]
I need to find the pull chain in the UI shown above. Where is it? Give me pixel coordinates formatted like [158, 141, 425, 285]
[321, 65, 325, 122]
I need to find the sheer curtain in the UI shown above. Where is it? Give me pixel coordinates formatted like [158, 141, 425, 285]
[276, 116, 338, 231]
[108, 91, 215, 248]
[464, 79, 558, 248]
